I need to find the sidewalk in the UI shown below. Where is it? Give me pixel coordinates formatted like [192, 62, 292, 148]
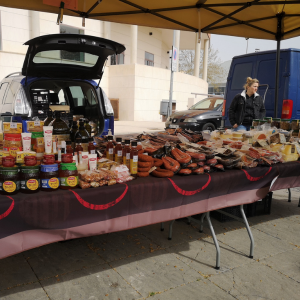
[114, 121, 165, 135]
[0, 188, 299, 300]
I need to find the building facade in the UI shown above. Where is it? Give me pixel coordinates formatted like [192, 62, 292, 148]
[0, 7, 209, 121]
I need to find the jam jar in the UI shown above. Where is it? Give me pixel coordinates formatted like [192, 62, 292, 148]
[59, 163, 78, 189]
[271, 118, 281, 129]
[40, 164, 60, 191]
[2, 156, 16, 168]
[0, 166, 20, 195]
[43, 154, 55, 165]
[62, 153, 73, 163]
[280, 119, 291, 131]
[24, 156, 37, 166]
[20, 165, 40, 193]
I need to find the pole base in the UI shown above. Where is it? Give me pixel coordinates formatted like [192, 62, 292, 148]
[168, 237, 172, 240]
[215, 266, 220, 270]
[249, 255, 253, 259]
[161, 228, 164, 231]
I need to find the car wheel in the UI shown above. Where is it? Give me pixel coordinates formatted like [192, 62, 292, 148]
[202, 122, 215, 132]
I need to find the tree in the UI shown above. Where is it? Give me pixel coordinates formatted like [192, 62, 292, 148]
[179, 46, 226, 84]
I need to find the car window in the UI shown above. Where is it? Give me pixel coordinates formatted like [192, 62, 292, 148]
[70, 86, 85, 107]
[0, 83, 9, 103]
[189, 98, 223, 110]
[15, 86, 30, 115]
[58, 89, 68, 105]
[5, 81, 21, 104]
[86, 88, 98, 105]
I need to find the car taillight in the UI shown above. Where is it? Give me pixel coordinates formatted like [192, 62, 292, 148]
[281, 99, 293, 119]
[222, 100, 226, 117]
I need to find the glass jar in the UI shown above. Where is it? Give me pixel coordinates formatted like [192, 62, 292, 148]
[259, 120, 267, 126]
[252, 119, 259, 127]
[271, 118, 281, 128]
[291, 119, 299, 131]
[280, 119, 291, 130]
[24, 156, 37, 166]
[62, 153, 73, 163]
[59, 163, 78, 189]
[2, 156, 16, 168]
[40, 164, 60, 192]
[20, 165, 40, 193]
[264, 117, 272, 123]
[0, 166, 20, 195]
[43, 154, 55, 165]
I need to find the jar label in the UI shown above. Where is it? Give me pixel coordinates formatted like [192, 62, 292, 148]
[60, 176, 78, 187]
[90, 150, 96, 154]
[82, 143, 89, 152]
[130, 157, 138, 174]
[108, 148, 113, 154]
[3, 181, 17, 193]
[22, 179, 40, 190]
[42, 177, 60, 189]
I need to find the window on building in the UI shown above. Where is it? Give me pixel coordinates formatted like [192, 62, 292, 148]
[60, 24, 84, 62]
[145, 52, 154, 66]
[111, 52, 125, 65]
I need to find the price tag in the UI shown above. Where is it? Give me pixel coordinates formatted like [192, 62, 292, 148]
[10, 123, 17, 129]
[34, 120, 40, 126]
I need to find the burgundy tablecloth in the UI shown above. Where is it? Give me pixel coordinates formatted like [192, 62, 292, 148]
[0, 163, 298, 260]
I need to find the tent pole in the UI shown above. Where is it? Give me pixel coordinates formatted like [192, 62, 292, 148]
[168, 30, 176, 117]
[274, 38, 280, 118]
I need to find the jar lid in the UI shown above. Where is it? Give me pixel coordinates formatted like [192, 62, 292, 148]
[41, 164, 58, 172]
[273, 118, 281, 121]
[259, 120, 267, 123]
[253, 119, 260, 121]
[21, 165, 40, 170]
[44, 154, 55, 158]
[264, 117, 272, 120]
[60, 162, 77, 171]
[281, 119, 291, 121]
[0, 166, 18, 170]
[291, 119, 299, 122]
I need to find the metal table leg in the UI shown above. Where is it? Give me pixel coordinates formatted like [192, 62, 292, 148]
[206, 211, 220, 270]
[161, 222, 164, 231]
[298, 197, 300, 207]
[168, 220, 175, 240]
[199, 213, 206, 233]
[240, 205, 254, 258]
[288, 188, 291, 202]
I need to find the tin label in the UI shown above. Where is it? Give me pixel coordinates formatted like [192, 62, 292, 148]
[42, 177, 60, 189]
[3, 181, 17, 193]
[130, 155, 138, 174]
[60, 176, 78, 187]
[21, 179, 40, 190]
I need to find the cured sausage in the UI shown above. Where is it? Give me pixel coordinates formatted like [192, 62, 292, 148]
[206, 158, 217, 166]
[186, 152, 206, 161]
[178, 168, 192, 175]
[137, 172, 149, 177]
[187, 163, 198, 169]
[193, 167, 204, 174]
[138, 167, 151, 172]
[138, 154, 154, 163]
[197, 161, 205, 167]
[153, 158, 163, 167]
[171, 148, 191, 164]
[151, 168, 174, 178]
[138, 161, 152, 168]
[203, 165, 211, 172]
[162, 156, 180, 173]
[138, 149, 145, 155]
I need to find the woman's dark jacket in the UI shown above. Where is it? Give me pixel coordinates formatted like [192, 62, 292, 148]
[229, 90, 266, 126]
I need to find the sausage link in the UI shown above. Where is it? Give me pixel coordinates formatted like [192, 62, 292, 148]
[138, 167, 151, 172]
[153, 158, 163, 167]
[138, 154, 154, 163]
[137, 172, 149, 177]
[138, 161, 152, 168]
[151, 169, 174, 178]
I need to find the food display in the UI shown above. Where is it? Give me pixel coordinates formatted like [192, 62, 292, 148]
[0, 112, 299, 196]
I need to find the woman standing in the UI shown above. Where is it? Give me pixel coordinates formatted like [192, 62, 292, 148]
[229, 77, 266, 131]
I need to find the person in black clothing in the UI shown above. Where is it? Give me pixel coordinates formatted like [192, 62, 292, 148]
[229, 77, 266, 131]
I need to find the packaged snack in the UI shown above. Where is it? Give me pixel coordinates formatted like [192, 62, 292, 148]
[26, 120, 44, 132]
[79, 179, 91, 189]
[3, 122, 22, 133]
[0, 150, 10, 165]
[16, 151, 37, 164]
[4, 133, 22, 156]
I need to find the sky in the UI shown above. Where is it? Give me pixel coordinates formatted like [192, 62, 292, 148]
[210, 34, 300, 63]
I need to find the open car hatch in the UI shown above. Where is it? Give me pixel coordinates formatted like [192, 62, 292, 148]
[22, 34, 125, 80]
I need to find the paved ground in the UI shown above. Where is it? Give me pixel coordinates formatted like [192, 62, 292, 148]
[114, 121, 165, 136]
[0, 188, 299, 300]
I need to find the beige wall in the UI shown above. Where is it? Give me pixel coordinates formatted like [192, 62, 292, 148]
[106, 64, 208, 122]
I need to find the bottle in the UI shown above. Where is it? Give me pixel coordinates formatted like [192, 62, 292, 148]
[114, 137, 123, 164]
[77, 151, 88, 172]
[66, 140, 73, 154]
[123, 139, 131, 169]
[130, 141, 138, 176]
[70, 121, 78, 150]
[75, 138, 83, 156]
[84, 120, 92, 136]
[106, 136, 114, 160]
[88, 137, 96, 154]
[50, 111, 69, 135]
[75, 121, 90, 151]
[44, 110, 54, 126]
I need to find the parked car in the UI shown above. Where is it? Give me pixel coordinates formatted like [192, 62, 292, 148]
[0, 34, 125, 135]
[224, 48, 300, 127]
[165, 96, 224, 132]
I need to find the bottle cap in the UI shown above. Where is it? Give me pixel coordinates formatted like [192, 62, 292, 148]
[116, 137, 122, 143]
[107, 136, 113, 141]
[125, 139, 130, 144]
[66, 140, 72, 145]
[76, 138, 82, 143]
[89, 137, 94, 142]
[131, 141, 137, 147]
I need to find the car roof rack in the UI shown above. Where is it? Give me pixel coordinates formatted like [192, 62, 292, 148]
[5, 72, 22, 78]
[191, 93, 224, 98]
